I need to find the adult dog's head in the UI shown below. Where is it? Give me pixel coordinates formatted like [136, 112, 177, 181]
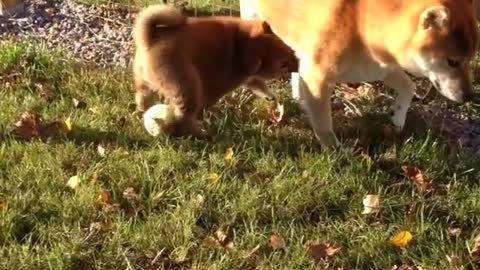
[402, 0, 479, 103]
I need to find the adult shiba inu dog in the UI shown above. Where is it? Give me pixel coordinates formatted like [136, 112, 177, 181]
[247, 0, 479, 149]
[132, 5, 298, 138]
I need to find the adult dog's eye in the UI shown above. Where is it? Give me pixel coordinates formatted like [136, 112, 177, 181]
[447, 58, 461, 68]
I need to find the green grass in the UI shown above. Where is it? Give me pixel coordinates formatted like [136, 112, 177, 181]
[1, 34, 480, 270]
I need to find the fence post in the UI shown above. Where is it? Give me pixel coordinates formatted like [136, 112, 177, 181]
[0, 0, 25, 17]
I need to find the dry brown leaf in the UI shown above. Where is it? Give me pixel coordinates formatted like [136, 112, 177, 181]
[362, 194, 380, 215]
[123, 187, 139, 201]
[35, 83, 54, 102]
[401, 165, 434, 194]
[224, 147, 234, 160]
[270, 234, 286, 250]
[242, 244, 260, 259]
[203, 228, 234, 250]
[98, 191, 111, 204]
[447, 227, 462, 237]
[269, 102, 285, 125]
[471, 232, 480, 265]
[0, 201, 8, 212]
[15, 114, 71, 138]
[306, 241, 342, 265]
[97, 144, 107, 157]
[117, 116, 127, 128]
[192, 194, 205, 208]
[13, 112, 45, 139]
[73, 98, 87, 109]
[446, 254, 462, 269]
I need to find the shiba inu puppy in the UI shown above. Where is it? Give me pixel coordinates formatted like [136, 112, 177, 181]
[133, 5, 298, 138]
[249, 0, 479, 148]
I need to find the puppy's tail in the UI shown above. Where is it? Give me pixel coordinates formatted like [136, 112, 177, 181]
[133, 4, 186, 48]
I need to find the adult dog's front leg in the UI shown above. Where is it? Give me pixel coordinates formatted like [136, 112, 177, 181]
[297, 60, 339, 149]
[383, 70, 416, 132]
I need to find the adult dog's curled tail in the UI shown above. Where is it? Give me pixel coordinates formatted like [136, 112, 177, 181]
[133, 5, 186, 48]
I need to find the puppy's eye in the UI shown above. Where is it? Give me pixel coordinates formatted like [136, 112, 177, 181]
[447, 58, 461, 68]
[280, 62, 289, 69]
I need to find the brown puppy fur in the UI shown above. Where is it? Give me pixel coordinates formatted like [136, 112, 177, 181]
[250, 0, 479, 148]
[133, 5, 298, 138]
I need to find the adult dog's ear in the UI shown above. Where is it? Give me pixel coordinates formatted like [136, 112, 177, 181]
[261, 21, 273, 34]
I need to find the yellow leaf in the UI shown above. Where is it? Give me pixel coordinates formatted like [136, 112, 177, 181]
[207, 173, 220, 184]
[362, 194, 380, 215]
[389, 231, 413, 247]
[225, 147, 234, 160]
[64, 117, 72, 133]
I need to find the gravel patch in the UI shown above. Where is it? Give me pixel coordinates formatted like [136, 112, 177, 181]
[0, 0, 136, 68]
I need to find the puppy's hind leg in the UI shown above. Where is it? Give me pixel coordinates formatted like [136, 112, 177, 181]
[383, 70, 416, 132]
[151, 61, 207, 139]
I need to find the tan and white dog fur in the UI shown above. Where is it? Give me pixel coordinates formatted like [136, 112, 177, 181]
[245, 0, 479, 149]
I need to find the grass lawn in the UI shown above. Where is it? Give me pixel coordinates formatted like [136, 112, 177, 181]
[1, 2, 480, 269]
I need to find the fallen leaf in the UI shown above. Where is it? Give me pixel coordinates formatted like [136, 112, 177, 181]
[270, 234, 286, 250]
[207, 173, 220, 184]
[89, 222, 102, 233]
[117, 116, 127, 128]
[447, 227, 462, 237]
[391, 264, 422, 270]
[0, 201, 8, 211]
[192, 194, 204, 207]
[97, 144, 107, 157]
[13, 112, 44, 139]
[224, 147, 234, 161]
[152, 191, 166, 201]
[242, 244, 260, 259]
[98, 191, 110, 204]
[88, 107, 100, 114]
[63, 117, 73, 134]
[471, 232, 480, 265]
[73, 98, 87, 109]
[306, 241, 342, 265]
[203, 228, 234, 250]
[66, 175, 82, 189]
[270, 102, 285, 125]
[389, 231, 414, 247]
[446, 254, 462, 269]
[362, 194, 380, 215]
[123, 187, 139, 201]
[35, 83, 54, 102]
[401, 165, 434, 194]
